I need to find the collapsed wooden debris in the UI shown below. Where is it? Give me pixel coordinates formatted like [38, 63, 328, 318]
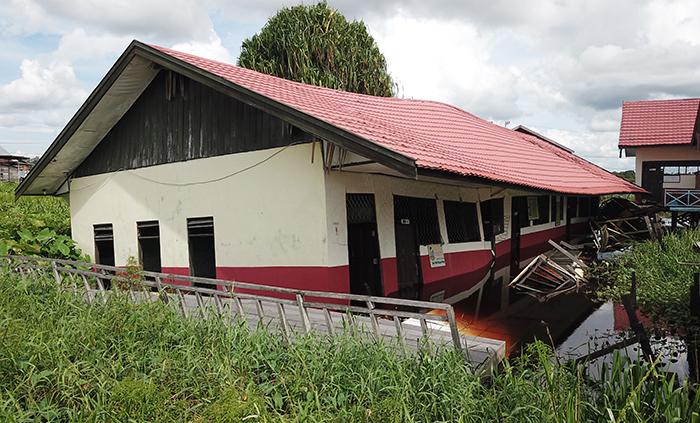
[509, 240, 588, 301]
[591, 197, 665, 251]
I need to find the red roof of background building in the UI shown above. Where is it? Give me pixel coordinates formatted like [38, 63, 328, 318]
[619, 98, 700, 148]
[153, 45, 643, 195]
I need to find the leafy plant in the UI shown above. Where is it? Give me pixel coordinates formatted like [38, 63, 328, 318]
[238, 2, 395, 97]
[0, 227, 83, 260]
[0, 182, 84, 261]
[591, 227, 700, 339]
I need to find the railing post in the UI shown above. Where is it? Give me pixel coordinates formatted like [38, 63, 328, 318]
[277, 303, 292, 340]
[51, 261, 61, 288]
[155, 277, 169, 304]
[689, 274, 700, 384]
[177, 289, 188, 317]
[366, 300, 381, 340]
[445, 305, 464, 355]
[296, 293, 311, 333]
[621, 293, 654, 362]
[323, 308, 335, 336]
[393, 316, 405, 347]
[631, 271, 637, 309]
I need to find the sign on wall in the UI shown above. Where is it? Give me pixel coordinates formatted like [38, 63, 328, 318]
[428, 244, 445, 268]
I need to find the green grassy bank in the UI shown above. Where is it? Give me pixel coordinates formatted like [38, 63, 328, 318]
[0, 267, 698, 422]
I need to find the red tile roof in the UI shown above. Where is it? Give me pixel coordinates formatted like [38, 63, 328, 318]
[619, 98, 700, 148]
[153, 45, 643, 195]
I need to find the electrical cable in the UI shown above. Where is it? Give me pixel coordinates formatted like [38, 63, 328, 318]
[127, 141, 305, 187]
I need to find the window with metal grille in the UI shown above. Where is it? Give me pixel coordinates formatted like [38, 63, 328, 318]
[137, 221, 162, 274]
[346, 193, 376, 223]
[187, 217, 216, 287]
[94, 223, 115, 267]
[394, 195, 441, 245]
[444, 200, 480, 243]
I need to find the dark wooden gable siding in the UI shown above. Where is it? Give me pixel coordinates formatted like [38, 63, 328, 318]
[74, 70, 309, 177]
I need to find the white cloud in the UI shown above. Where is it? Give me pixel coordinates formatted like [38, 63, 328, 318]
[35, 0, 214, 40]
[55, 29, 133, 63]
[171, 31, 235, 64]
[372, 15, 521, 121]
[645, 0, 700, 47]
[0, 0, 699, 167]
[0, 58, 87, 113]
[540, 128, 634, 171]
[0, 114, 33, 128]
[0, 0, 52, 35]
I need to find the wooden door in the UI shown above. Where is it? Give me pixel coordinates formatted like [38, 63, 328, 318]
[348, 222, 383, 296]
[641, 162, 663, 203]
[395, 220, 421, 300]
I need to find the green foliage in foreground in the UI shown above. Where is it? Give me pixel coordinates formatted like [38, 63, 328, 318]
[0, 182, 83, 260]
[0, 268, 698, 422]
[593, 227, 700, 338]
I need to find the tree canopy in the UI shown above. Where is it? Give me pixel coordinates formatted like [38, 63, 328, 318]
[238, 2, 395, 97]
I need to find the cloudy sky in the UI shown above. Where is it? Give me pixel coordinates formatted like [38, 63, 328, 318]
[1, 0, 699, 171]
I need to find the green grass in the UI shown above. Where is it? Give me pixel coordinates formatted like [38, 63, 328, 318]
[0, 266, 698, 422]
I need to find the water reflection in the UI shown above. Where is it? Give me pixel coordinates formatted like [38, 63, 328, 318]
[449, 274, 689, 379]
[556, 302, 688, 380]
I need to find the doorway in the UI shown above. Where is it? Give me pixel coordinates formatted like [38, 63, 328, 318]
[394, 220, 421, 300]
[346, 194, 383, 297]
[187, 216, 216, 290]
[480, 198, 504, 255]
[392, 195, 430, 301]
[641, 162, 663, 203]
[511, 196, 529, 268]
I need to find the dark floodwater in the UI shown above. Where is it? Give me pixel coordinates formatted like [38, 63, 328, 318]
[450, 290, 688, 379]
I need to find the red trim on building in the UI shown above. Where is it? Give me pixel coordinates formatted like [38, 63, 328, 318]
[418, 249, 493, 301]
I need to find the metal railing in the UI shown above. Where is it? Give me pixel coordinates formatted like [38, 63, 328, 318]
[0, 254, 473, 359]
[664, 189, 700, 209]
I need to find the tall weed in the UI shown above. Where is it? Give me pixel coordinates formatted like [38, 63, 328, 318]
[0, 267, 698, 422]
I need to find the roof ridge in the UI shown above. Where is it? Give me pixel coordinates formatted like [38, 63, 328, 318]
[17, 41, 646, 197]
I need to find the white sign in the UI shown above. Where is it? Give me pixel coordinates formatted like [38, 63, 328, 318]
[428, 244, 445, 268]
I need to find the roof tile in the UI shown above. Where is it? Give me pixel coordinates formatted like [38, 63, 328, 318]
[154, 45, 643, 195]
[619, 98, 700, 147]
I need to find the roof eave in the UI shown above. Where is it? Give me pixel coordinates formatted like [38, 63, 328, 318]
[417, 168, 647, 196]
[15, 41, 149, 200]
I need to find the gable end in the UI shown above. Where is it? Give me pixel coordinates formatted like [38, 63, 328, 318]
[74, 70, 311, 177]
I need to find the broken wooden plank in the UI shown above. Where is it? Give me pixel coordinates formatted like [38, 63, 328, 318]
[548, 239, 588, 269]
[508, 255, 546, 287]
[510, 243, 586, 301]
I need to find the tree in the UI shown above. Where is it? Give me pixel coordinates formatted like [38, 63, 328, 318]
[238, 2, 395, 97]
[612, 170, 635, 184]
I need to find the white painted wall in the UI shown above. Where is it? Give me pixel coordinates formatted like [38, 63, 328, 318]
[70, 140, 584, 272]
[70, 143, 328, 268]
[324, 170, 511, 267]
